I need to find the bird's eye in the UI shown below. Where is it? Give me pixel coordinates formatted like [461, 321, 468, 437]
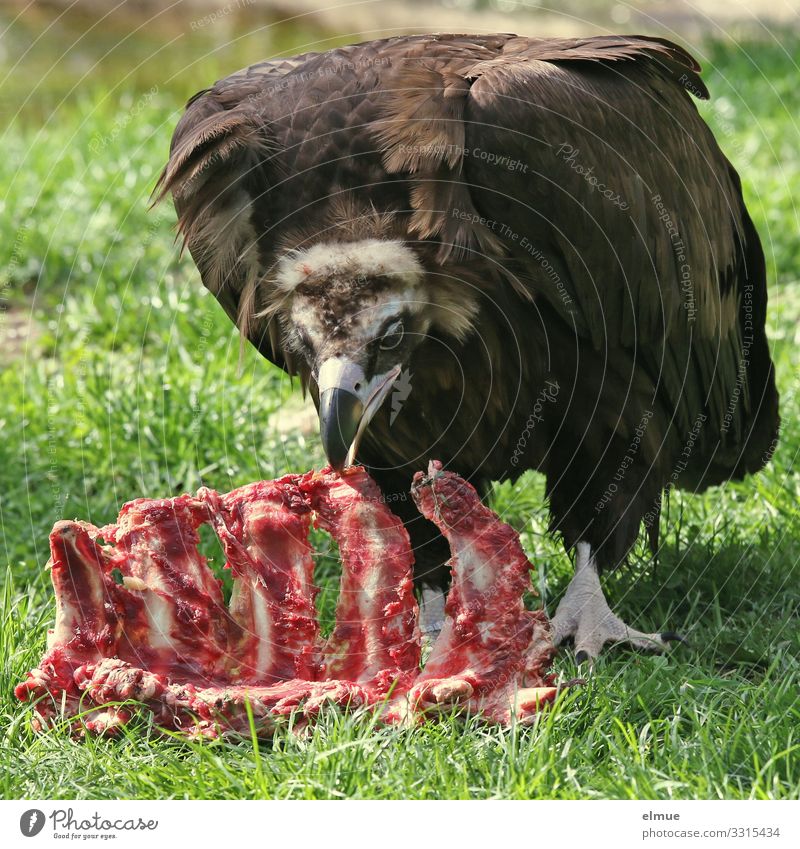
[380, 320, 404, 350]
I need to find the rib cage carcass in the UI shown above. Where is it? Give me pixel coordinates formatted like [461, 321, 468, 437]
[16, 462, 557, 737]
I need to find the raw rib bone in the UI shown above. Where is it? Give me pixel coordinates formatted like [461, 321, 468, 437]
[303, 471, 419, 695]
[101, 496, 230, 681]
[404, 461, 557, 724]
[201, 478, 319, 684]
[16, 465, 556, 737]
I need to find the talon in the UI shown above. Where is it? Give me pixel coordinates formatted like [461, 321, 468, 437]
[660, 631, 687, 645]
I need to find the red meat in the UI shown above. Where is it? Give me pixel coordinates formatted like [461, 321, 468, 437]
[16, 464, 556, 737]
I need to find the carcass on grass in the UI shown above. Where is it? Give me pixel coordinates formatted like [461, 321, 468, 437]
[16, 462, 557, 738]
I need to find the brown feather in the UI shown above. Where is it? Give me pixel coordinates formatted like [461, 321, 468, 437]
[154, 33, 778, 581]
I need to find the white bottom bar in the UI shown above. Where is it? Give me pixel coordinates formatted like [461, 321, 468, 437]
[2, 799, 797, 848]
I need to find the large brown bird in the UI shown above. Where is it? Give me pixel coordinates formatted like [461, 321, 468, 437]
[157, 33, 779, 660]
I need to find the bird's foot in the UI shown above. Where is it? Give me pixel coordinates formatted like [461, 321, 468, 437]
[551, 542, 683, 663]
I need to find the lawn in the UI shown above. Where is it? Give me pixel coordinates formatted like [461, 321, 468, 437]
[1, 20, 799, 799]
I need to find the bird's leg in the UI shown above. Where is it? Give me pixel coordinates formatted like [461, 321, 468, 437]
[551, 542, 679, 662]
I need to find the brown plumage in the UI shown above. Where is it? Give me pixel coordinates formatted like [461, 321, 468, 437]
[156, 34, 779, 634]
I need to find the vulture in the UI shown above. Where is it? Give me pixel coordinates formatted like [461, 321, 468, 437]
[157, 33, 779, 660]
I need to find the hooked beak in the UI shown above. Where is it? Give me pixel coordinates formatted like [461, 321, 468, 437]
[317, 357, 402, 472]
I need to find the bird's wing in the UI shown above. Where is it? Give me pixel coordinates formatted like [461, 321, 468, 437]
[154, 40, 414, 375]
[154, 52, 321, 372]
[374, 35, 769, 456]
[376, 35, 742, 344]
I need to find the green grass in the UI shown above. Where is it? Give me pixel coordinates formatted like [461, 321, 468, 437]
[1, 26, 799, 799]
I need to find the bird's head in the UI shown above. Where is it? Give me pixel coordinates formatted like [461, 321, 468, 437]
[272, 238, 476, 471]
